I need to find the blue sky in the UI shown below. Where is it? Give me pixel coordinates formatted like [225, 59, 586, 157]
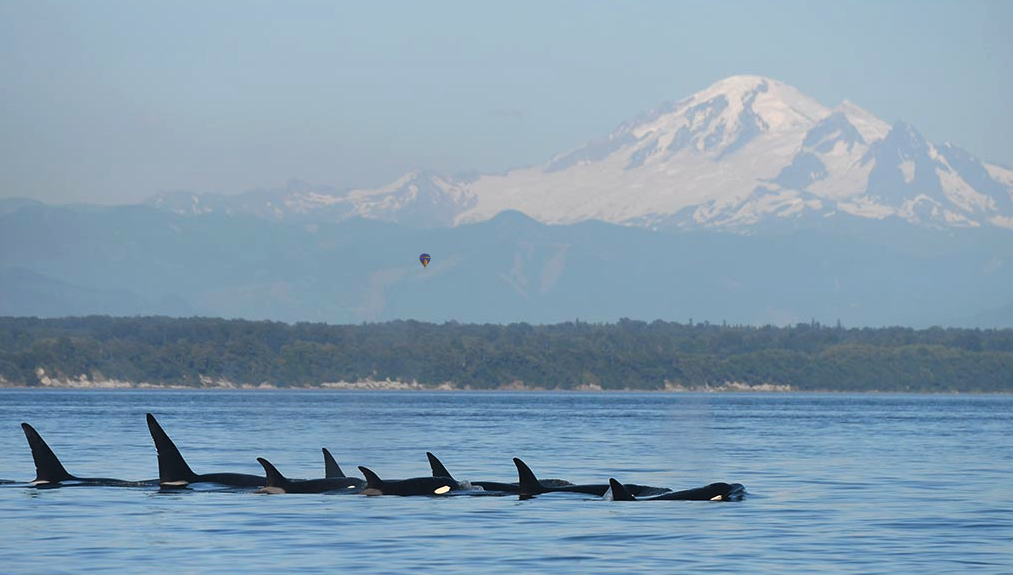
[1, 0, 1010, 204]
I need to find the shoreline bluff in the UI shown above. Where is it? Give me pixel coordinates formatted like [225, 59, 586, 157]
[0, 374, 794, 392]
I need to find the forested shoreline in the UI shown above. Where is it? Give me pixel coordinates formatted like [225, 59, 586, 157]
[1, 316, 1011, 392]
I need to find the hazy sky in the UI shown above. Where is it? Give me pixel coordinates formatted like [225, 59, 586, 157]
[1, 0, 1011, 204]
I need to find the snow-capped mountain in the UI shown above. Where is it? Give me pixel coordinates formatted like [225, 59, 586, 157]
[451, 75, 1013, 231]
[146, 75, 1013, 232]
[146, 178, 353, 221]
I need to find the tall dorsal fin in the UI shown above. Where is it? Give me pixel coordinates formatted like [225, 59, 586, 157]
[322, 448, 345, 478]
[608, 478, 638, 501]
[145, 413, 198, 485]
[21, 423, 75, 483]
[357, 466, 383, 490]
[513, 457, 545, 495]
[257, 458, 290, 488]
[426, 452, 454, 479]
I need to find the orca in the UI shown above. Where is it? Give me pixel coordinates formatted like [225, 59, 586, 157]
[256, 457, 364, 494]
[20, 422, 156, 487]
[145, 413, 264, 488]
[607, 478, 746, 501]
[426, 452, 576, 493]
[425, 452, 530, 493]
[514, 457, 670, 498]
[357, 466, 456, 496]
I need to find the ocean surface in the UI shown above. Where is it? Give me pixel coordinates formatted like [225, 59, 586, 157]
[1, 390, 1011, 574]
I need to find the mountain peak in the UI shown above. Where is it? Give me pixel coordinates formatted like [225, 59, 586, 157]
[885, 121, 928, 151]
[699, 74, 780, 95]
[683, 75, 828, 137]
[834, 100, 891, 142]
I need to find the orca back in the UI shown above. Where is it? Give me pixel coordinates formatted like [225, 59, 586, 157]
[357, 466, 454, 496]
[471, 480, 520, 493]
[656, 482, 741, 501]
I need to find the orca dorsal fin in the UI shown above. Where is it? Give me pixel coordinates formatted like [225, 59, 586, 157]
[145, 413, 198, 485]
[322, 448, 345, 478]
[608, 478, 638, 501]
[513, 457, 545, 495]
[257, 458, 290, 488]
[357, 466, 383, 490]
[426, 452, 454, 479]
[21, 423, 75, 483]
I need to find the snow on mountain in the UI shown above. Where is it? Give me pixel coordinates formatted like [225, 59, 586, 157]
[345, 170, 477, 227]
[144, 75, 1013, 233]
[845, 122, 1005, 228]
[145, 179, 353, 221]
[145, 173, 475, 227]
[835, 100, 890, 142]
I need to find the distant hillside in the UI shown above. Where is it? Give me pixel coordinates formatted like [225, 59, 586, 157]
[1, 316, 1011, 392]
[0, 267, 191, 317]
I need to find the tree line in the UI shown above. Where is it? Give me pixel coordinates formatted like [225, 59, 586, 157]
[1, 316, 1011, 392]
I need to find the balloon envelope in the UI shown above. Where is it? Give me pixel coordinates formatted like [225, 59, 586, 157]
[419, 253, 431, 268]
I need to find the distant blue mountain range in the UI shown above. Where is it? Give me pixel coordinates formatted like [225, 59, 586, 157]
[2, 201, 1011, 327]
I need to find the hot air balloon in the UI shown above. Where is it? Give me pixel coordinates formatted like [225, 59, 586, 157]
[419, 253, 431, 268]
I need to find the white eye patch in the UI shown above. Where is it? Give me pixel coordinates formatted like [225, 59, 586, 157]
[434, 485, 451, 495]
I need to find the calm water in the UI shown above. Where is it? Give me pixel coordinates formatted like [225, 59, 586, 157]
[1, 390, 1011, 574]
